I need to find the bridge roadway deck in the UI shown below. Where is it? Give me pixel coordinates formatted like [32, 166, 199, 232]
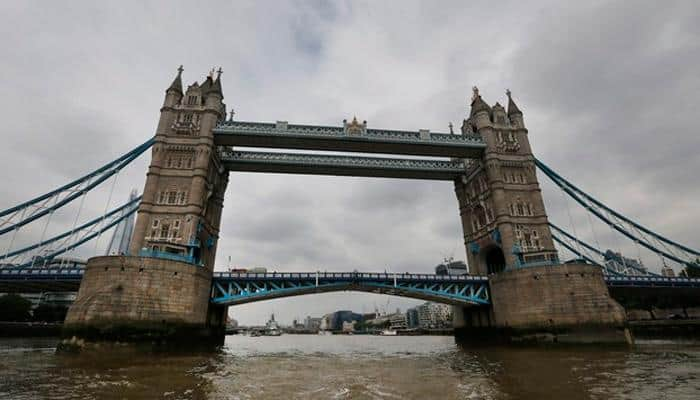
[213, 121, 486, 158]
[220, 150, 466, 180]
[3, 267, 700, 307]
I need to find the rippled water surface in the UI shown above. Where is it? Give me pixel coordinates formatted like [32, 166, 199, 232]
[1, 335, 699, 399]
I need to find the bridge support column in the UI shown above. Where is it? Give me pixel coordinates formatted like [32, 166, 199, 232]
[61, 256, 223, 349]
[455, 264, 632, 344]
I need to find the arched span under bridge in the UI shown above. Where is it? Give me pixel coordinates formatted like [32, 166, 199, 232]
[210, 272, 491, 306]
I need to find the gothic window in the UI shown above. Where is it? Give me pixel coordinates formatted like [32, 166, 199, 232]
[167, 191, 177, 204]
[496, 115, 506, 124]
[187, 95, 198, 105]
[527, 203, 533, 216]
[517, 203, 524, 216]
[485, 203, 494, 222]
[178, 191, 187, 205]
[176, 157, 183, 168]
[152, 219, 159, 228]
[503, 172, 509, 183]
[475, 206, 487, 227]
[150, 229, 156, 238]
[173, 220, 180, 229]
[160, 224, 170, 239]
[183, 113, 193, 123]
[185, 157, 192, 169]
[195, 114, 200, 124]
[519, 173, 526, 183]
[532, 230, 540, 248]
[158, 191, 166, 204]
[510, 204, 515, 216]
[166, 157, 172, 168]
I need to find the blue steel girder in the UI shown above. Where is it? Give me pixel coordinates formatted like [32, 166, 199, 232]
[210, 272, 490, 306]
[213, 120, 485, 158]
[219, 150, 466, 181]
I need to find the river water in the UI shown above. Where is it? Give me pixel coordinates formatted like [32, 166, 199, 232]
[0, 335, 699, 399]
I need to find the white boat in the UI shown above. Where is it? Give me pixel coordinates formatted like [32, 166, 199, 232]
[379, 329, 398, 336]
[264, 313, 282, 336]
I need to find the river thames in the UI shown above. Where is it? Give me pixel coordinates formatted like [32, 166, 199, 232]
[1, 335, 699, 399]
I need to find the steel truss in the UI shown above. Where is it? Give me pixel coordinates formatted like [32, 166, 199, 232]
[210, 272, 490, 306]
[0, 139, 153, 236]
[0, 195, 141, 268]
[536, 159, 700, 268]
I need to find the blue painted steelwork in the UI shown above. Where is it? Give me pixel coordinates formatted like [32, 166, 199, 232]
[220, 150, 466, 180]
[536, 158, 700, 268]
[210, 271, 491, 306]
[213, 120, 485, 158]
[0, 139, 154, 236]
[0, 267, 84, 293]
[1, 195, 141, 261]
[4, 201, 140, 269]
[137, 249, 201, 265]
[215, 120, 484, 145]
[4, 267, 700, 301]
[605, 275, 700, 289]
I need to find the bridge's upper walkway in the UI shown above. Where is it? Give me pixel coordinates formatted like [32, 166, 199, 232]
[213, 121, 486, 158]
[220, 150, 466, 180]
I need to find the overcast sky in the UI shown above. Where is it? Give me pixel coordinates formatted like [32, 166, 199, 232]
[0, 1, 698, 324]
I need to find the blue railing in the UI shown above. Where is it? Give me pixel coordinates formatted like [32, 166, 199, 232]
[138, 249, 199, 265]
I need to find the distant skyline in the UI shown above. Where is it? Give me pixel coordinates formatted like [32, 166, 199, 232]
[1, 1, 698, 324]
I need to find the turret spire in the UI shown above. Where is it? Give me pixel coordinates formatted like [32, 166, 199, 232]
[167, 65, 183, 95]
[506, 89, 522, 116]
[469, 85, 491, 117]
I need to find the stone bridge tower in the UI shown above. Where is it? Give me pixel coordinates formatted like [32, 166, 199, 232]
[453, 88, 629, 344]
[129, 67, 229, 270]
[455, 88, 558, 275]
[63, 68, 230, 346]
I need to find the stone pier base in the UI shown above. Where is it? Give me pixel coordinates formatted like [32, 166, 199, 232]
[454, 264, 632, 345]
[62, 256, 225, 349]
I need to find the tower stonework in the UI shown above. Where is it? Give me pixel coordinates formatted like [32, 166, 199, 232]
[455, 88, 558, 275]
[63, 68, 229, 347]
[453, 88, 630, 344]
[129, 67, 229, 269]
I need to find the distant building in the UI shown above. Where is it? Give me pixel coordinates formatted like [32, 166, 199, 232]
[416, 302, 452, 328]
[342, 321, 356, 332]
[435, 258, 468, 275]
[389, 312, 407, 330]
[603, 250, 647, 275]
[406, 308, 419, 328]
[304, 316, 322, 331]
[319, 310, 363, 331]
[661, 266, 676, 277]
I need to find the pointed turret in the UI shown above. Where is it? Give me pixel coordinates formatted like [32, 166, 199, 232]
[163, 65, 184, 107]
[469, 86, 492, 117]
[506, 89, 524, 128]
[167, 65, 184, 95]
[506, 89, 521, 116]
[469, 86, 492, 130]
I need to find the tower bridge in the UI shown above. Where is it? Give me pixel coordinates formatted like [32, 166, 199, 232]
[1, 67, 698, 346]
